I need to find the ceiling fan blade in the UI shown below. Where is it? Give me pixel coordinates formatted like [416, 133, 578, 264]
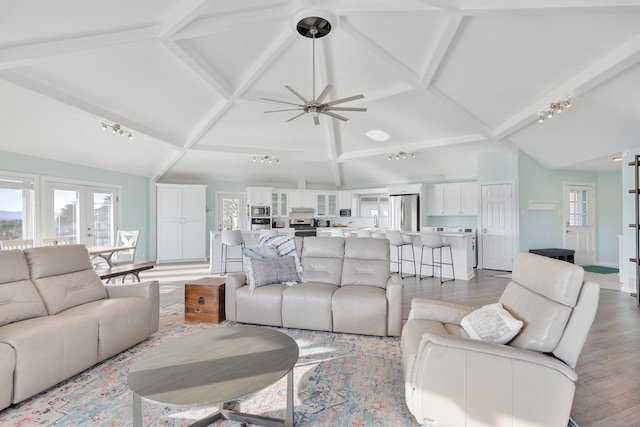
[315, 84, 333, 103]
[261, 97, 304, 107]
[320, 111, 349, 122]
[286, 112, 307, 122]
[264, 108, 304, 113]
[313, 115, 320, 126]
[325, 94, 365, 106]
[326, 107, 368, 112]
[284, 85, 310, 104]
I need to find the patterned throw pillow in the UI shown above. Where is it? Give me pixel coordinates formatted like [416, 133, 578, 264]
[460, 302, 523, 344]
[249, 256, 300, 289]
[242, 246, 279, 289]
[258, 235, 302, 273]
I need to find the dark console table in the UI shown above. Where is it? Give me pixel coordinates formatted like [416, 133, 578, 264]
[529, 248, 575, 264]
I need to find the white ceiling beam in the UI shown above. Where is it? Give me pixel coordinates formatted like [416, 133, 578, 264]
[232, 30, 296, 98]
[337, 134, 486, 161]
[168, 5, 293, 41]
[457, 0, 640, 15]
[493, 32, 640, 140]
[0, 70, 183, 149]
[417, 0, 462, 11]
[190, 143, 331, 160]
[158, 0, 213, 39]
[162, 41, 233, 99]
[184, 101, 233, 150]
[151, 151, 187, 182]
[0, 26, 159, 70]
[340, 17, 420, 88]
[418, 14, 463, 89]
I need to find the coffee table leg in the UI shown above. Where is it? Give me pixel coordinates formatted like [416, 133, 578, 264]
[285, 368, 294, 427]
[132, 393, 142, 427]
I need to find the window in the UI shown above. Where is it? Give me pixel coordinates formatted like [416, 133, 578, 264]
[0, 173, 35, 241]
[44, 179, 119, 246]
[358, 194, 389, 228]
[568, 188, 589, 227]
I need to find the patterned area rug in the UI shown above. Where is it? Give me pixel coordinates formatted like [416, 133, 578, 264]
[0, 303, 418, 426]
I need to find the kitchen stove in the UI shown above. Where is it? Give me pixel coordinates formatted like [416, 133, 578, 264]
[290, 219, 317, 237]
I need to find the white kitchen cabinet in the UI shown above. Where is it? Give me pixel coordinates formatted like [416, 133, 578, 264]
[289, 190, 316, 211]
[338, 191, 353, 210]
[157, 184, 207, 262]
[246, 186, 273, 207]
[317, 192, 338, 216]
[426, 182, 478, 216]
[271, 191, 288, 216]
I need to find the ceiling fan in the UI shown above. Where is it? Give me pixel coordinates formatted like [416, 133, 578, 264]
[262, 16, 367, 126]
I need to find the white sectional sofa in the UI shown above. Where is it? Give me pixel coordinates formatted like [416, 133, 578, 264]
[225, 236, 403, 337]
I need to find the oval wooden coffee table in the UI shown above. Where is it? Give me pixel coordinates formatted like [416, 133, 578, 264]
[128, 326, 299, 427]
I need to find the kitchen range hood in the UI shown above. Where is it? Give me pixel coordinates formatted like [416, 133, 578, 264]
[290, 207, 315, 214]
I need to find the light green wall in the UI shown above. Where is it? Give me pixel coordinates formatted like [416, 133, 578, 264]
[517, 151, 621, 263]
[0, 150, 151, 260]
[477, 150, 518, 181]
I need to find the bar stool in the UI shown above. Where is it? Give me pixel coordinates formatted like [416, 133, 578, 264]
[386, 230, 416, 278]
[356, 230, 372, 238]
[220, 230, 244, 274]
[419, 231, 454, 283]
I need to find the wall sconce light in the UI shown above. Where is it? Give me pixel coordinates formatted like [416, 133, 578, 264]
[99, 121, 133, 139]
[538, 97, 572, 123]
[387, 151, 415, 160]
[252, 155, 279, 164]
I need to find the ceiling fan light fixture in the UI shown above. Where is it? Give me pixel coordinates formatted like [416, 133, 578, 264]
[262, 12, 366, 126]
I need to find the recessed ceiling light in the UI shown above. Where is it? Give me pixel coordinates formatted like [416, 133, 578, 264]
[366, 129, 390, 142]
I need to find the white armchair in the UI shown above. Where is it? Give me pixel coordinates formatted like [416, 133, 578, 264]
[401, 252, 599, 427]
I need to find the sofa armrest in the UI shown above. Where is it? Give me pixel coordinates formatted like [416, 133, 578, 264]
[418, 331, 577, 380]
[386, 275, 403, 336]
[105, 280, 160, 334]
[224, 272, 247, 321]
[408, 298, 476, 325]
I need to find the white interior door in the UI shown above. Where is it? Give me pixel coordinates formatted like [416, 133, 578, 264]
[564, 183, 595, 265]
[481, 182, 516, 271]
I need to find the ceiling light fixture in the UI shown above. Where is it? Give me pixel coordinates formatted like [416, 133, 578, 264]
[387, 151, 415, 161]
[537, 97, 573, 123]
[252, 155, 280, 164]
[612, 156, 623, 162]
[366, 129, 390, 142]
[261, 16, 367, 125]
[99, 121, 133, 139]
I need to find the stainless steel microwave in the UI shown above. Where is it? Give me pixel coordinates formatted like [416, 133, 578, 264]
[339, 209, 351, 217]
[251, 206, 270, 217]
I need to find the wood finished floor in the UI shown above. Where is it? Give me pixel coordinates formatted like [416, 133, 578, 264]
[141, 263, 638, 427]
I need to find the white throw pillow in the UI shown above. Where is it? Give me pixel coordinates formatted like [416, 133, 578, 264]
[461, 302, 523, 344]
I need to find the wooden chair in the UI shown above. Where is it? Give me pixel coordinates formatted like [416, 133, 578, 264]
[41, 237, 71, 246]
[0, 239, 34, 250]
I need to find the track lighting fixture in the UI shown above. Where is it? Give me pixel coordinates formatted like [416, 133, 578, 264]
[387, 151, 415, 160]
[538, 97, 572, 123]
[252, 155, 280, 164]
[99, 121, 133, 139]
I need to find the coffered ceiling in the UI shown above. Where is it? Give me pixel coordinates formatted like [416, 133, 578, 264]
[1, 0, 639, 188]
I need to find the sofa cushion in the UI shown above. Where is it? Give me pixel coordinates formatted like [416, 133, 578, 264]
[0, 249, 47, 326]
[235, 284, 286, 327]
[332, 285, 388, 336]
[341, 238, 390, 288]
[249, 256, 300, 289]
[25, 245, 107, 315]
[282, 282, 338, 332]
[300, 237, 345, 286]
[460, 302, 523, 344]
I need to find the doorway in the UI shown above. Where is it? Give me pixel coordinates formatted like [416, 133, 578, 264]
[44, 180, 119, 246]
[216, 193, 246, 231]
[564, 183, 595, 265]
[480, 182, 516, 271]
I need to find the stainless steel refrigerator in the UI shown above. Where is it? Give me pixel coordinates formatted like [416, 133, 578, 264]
[389, 193, 420, 232]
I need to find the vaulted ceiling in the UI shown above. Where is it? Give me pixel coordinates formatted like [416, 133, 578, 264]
[1, 0, 639, 189]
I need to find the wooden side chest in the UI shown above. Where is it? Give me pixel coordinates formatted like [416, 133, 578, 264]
[184, 276, 226, 323]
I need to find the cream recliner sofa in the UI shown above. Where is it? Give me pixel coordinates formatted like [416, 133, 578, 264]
[225, 236, 403, 337]
[0, 244, 159, 411]
[401, 252, 599, 427]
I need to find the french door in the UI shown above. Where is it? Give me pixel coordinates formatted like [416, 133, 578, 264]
[217, 192, 246, 231]
[44, 180, 119, 246]
[564, 183, 595, 265]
